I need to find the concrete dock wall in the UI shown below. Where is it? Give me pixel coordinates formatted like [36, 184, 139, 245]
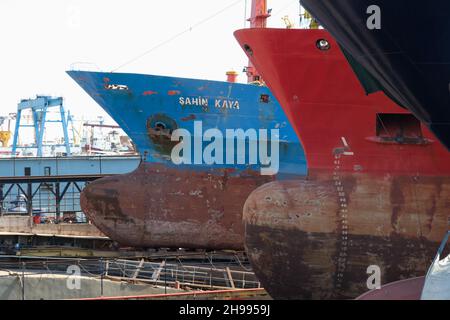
[0, 215, 107, 238]
[0, 272, 181, 300]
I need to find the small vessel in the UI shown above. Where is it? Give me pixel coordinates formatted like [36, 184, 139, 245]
[235, 26, 450, 299]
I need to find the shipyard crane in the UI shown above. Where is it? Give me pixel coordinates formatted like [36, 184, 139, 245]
[12, 96, 71, 157]
[0, 117, 10, 147]
[0, 133, 11, 148]
[282, 15, 294, 29]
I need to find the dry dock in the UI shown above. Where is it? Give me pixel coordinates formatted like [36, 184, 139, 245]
[0, 253, 264, 300]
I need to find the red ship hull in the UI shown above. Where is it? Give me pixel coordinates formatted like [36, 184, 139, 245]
[234, 28, 450, 299]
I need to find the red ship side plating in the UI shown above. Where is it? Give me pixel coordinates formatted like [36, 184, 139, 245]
[235, 28, 450, 299]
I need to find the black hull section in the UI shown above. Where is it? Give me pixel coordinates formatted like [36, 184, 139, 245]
[301, 0, 450, 150]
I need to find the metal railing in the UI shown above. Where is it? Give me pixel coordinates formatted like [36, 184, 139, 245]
[0, 253, 260, 300]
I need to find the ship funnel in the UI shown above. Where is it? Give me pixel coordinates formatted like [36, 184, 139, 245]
[226, 71, 239, 83]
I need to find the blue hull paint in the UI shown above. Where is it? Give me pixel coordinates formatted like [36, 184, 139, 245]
[67, 71, 307, 178]
[65, 71, 307, 249]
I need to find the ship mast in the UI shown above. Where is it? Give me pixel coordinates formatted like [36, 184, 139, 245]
[245, 0, 270, 83]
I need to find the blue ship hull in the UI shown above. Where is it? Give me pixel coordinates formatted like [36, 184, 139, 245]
[67, 71, 306, 249]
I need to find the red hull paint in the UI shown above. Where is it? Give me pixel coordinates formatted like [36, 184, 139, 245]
[235, 28, 450, 299]
[356, 277, 425, 300]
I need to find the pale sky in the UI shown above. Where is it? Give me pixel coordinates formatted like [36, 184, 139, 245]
[0, 0, 300, 125]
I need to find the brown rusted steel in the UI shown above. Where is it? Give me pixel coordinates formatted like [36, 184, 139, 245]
[81, 162, 275, 250]
[243, 172, 450, 299]
[234, 27, 450, 300]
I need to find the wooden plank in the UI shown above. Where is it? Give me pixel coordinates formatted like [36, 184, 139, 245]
[105, 260, 109, 277]
[78, 288, 269, 301]
[132, 258, 145, 280]
[151, 260, 166, 281]
[226, 267, 236, 289]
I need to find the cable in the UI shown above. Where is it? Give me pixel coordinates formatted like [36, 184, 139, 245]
[233, 253, 253, 272]
[112, 0, 245, 72]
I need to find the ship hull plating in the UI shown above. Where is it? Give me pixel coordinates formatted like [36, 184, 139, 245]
[235, 28, 450, 299]
[81, 162, 281, 249]
[69, 71, 307, 249]
[243, 173, 450, 299]
[301, 0, 450, 149]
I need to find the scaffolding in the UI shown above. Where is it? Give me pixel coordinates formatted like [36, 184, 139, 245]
[0, 174, 109, 219]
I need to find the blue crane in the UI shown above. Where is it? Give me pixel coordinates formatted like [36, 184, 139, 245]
[11, 96, 71, 157]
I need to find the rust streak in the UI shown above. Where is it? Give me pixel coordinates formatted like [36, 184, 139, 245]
[181, 114, 197, 122]
[143, 91, 158, 96]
